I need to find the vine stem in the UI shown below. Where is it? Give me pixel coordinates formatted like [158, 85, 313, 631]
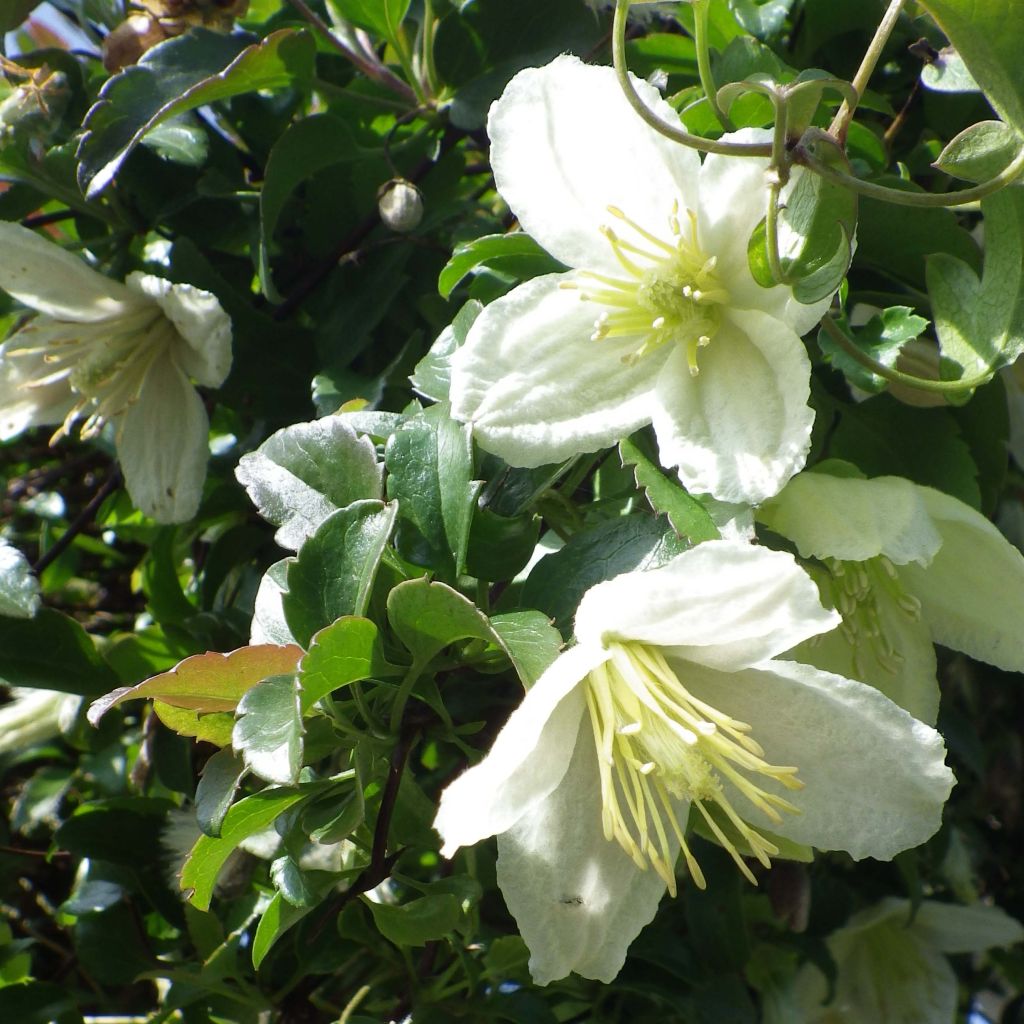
[794, 140, 1024, 208]
[691, 0, 732, 132]
[829, 0, 907, 142]
[819, 314, 994, 394]
[611, 0, 772, 158]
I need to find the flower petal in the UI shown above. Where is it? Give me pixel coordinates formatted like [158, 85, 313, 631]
[434, 644, 600, 856]
[0, 221, 141, 322]
[651, 309, 814, 503]
[126, 273, 232, 387]
[697, 133, 835, 336]
[488, 55, 701, 275]
[115, 348, 210, 523]
[676, 658, 954, 861]
[496, 717, 671, 984]
[911, 900, 1024, 954]
[0, 337, 76, 439]
[450, 274, 668, 467]
[0, 538, 40, 619]
[758, 473, 943, 566]
[575, 540, 839, 669]
[899, 485, 1024, 672]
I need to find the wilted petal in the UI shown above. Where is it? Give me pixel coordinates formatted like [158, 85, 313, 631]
[434, 644, 600, 856]
[0, 221, 142, 322]
[900, 485, 1024, 672]
[450, 274, 669, 467]
[116, 348, 210, 523]
[758, 473, 943, 566]
[496, 717, 672, 984]
[575, 541, 838, 670]
[488, 55, 701, 275]
[677, 658, 954, 861]
[652, 309, 814, 503]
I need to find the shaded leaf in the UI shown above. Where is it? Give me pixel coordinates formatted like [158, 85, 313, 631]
[195, 748, 245, 838]
[489, 611, 563, 688]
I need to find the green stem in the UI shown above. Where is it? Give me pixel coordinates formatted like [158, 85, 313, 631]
[612, 0, 772, 158]
[765, 182, 787, 284]
[692, 0, 732, 132]
[819, 314, 994, 394]
[421, 0, 441, 99]
[391, 23, 427, 106]
[389, 658, 428, 734]
[829, 0, 907, 141]
[796, 138, 1024, 208]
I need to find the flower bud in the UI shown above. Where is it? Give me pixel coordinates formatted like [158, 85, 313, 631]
[102, 14, 170, 73]
[377, 178, 424, 233]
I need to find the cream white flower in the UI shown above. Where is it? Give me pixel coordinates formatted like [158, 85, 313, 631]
[449, 56, 834, 505]
[434, 540, 955, 984]
[757, 470, 1024, 724]
[0, 221, 232, 523]
[784, 898, 1024, 1024]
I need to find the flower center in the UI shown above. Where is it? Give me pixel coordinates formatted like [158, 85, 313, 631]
[8, 306, 170, 442]
[820, 556, 923, 676]
[562, 203, 728, 375]
[585, 641, 803, 895]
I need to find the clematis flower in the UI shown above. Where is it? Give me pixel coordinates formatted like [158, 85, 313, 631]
[0, 221, 231, 523]
[782, 898, 1024, 1024]
[449, 56, 835, 504]
[434, 540, 955, 984]
[756, 469, 1024, 724]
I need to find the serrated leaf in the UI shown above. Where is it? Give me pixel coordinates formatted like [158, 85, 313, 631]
[0, 538, 40, 619]
[817, 308, 930, 393]
[195, 748, 245, 837]
[935, 120, 1024, 184]
[77, 28, 315, 197]
[0, 609, 119, 696]
[387, 577, 494, 665]
[438, 233, 564, 299]
[489, 611, 563, 688]
[87, 644, 302, 724]
[298, 616, 400, 713]
[233, 674, 303, 786]
[282, 501, 398, 648]
[153, 702, 235, 746]
[235, 416, 383, 551]
[181, 788, 310, 910]
[619, 436, 720, 543]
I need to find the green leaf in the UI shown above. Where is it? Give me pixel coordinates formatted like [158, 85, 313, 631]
[77, 28, 315, 197]
[366, 893, 462, 947]
[56, 798, 172, 866]
[195, 748, 245, 838]
[927, 187, 1024, 378]
[410, 300, 482, 403]
[235, 416, 383, 551]
[87, 644, 303, 723]
[0, 0, 41, 32]
[0, 538, 40, 618]
[728, 0, 794, 37]
[298, 616, 400, 713]
[465, 506, 541, 582]
[918, 0, 1024, 133]
[817, 307, 930, 393]
[233, 674, 303, 786]
[153, 703, 235, 747]
[521, 516, 687, 632]
[934, 120, 1024, 183]
[327, 0, 412, 43]
[251, 890, 311, 969]
[138, 115, 209, 166]
[0, 609, 119, 696]
[0, 982, 83, 1024]
[385, 404, 482, 579]
[181, 788, 310, 911]
[489, 611, 563, 688]
[387, 577, 494, 665]
[269, 855, 321, 908]
[920, 47, 980, 93]
[438, 233, 564, 299]
[283, 501, 398, 648]
[258, 114, 369, 300]
[618, 436, 720, 543]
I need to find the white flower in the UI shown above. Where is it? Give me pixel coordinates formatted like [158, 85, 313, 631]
[449, 56, 834, 505]
[434, 540, 955, 984]
[0, 687, 76, 754]
[785, 898, 1024, 1024]
[757, 470, 1024, 724]
[0, 221, 232, 523]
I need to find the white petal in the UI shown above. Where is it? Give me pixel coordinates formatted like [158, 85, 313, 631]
[899, 485, 1024, 672]
[912, 900, 1024, 954]
[250, 559, 297, 646]
[496, 716, 671, 984]
[677, 659, 955, 861]
[450, 274, 668, 467]
[0, 337, 76, 439]
[115, 349, 210, 523]
[0, 538, 40, 619]
[575, 540, 839, 669]
[651, 309, 814, 503]
[697, 133, 835, 336]
[787, 600, 940, 726]
[758, 473, 943, 566]
[126, 273, 232, 387]
[488, 55, 701, 275]
[434, 644, 600, 856]
[0, 221, 142, 322]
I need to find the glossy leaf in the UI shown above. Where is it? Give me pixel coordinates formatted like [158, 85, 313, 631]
[438, 233, 563, 299]
[233, 674, 303, 786]
[195, 748, 245, 838]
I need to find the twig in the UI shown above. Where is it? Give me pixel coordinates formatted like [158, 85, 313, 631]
[32, 468, 121, 575]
